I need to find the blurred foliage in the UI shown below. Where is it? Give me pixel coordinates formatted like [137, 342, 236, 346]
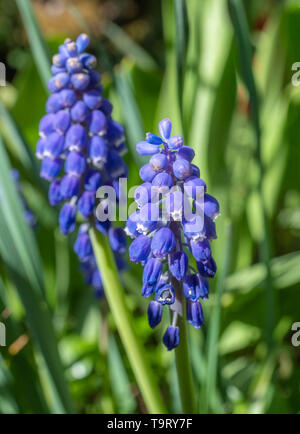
[0, 0, 299, 414]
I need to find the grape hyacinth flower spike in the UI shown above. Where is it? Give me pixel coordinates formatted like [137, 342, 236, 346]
[126, 118, 220, 350]
[36, 34, 128, 294]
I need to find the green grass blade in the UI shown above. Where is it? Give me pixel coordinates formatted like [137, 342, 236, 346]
[189, 0, 233, 183]
[156, 0, 183, 135]
[108, 335, 136, 413]
[90, 228, 167, 414]
[0, 100, 45, 192]
[0, 137, 75, 413]
[104, 21, 157, 71]
[114, 64, 146, 167]
[228, 0, 275, 348]
[16, 0, 51, 88]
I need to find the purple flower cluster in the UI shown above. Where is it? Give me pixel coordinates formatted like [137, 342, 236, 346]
[126, 119, 220, 350]
[36, 34, 127, 293]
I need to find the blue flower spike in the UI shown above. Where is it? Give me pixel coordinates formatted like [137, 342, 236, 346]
[126, 118, 220, 349]
[36, 34, 128, 296]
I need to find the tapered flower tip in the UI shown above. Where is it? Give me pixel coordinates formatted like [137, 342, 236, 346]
[197, 256, 217, 278]
[108, 227, 127, 253]
[155, 283, 175, 305]
[186, 300, 204, 329]
[177, 146, 195, 162]
[148, 301, 163, 329]
[163, 326, 180, 350]
[129, 234, 151, 263]
[59, 202, 77, 235]
[169, 250, 188, 281]
[146, 132, 163, 145]
[74, 232, 93, 261]
[136, 141, 159, 156]
[159, 118, 172, 141]
[143, 258, 162, 286]
[183, 274, 200, 302]
[76, 33, 90, 53]
[151, 227, 175, 258]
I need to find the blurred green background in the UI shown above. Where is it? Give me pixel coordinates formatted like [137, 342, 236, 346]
[0, 0, 300, 414]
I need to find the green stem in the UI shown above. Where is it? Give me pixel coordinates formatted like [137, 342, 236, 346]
[174, 298, 197, 414]
[170, 222, 196, 414]
[89, 228, 167, 414]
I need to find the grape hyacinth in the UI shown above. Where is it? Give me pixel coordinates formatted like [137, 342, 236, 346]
[36, 34, 127, 294]
[126, 119, 220, 350]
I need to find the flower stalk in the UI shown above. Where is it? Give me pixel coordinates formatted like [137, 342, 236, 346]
[90, 227, 167, 414]
[172, 279, 196, 413]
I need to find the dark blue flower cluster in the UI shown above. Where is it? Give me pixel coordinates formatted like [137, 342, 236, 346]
[36, 34, 127, 294]
[126, 119, 220, 350]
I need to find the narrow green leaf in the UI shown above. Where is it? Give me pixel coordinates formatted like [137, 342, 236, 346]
[104, 21, 158, 71]
[114, 63, 146, 167]
[16, 0, 51, 88]
[0, 138, 75, 413]
[90, 228, 167, 414]
[228, 0, 275, 349]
